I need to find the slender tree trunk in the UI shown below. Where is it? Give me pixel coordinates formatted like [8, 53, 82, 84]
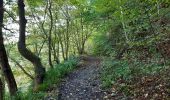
[64, 5, 70, 60]
[52, 24, 60, 64]
[80, 16, 84, 54]
[17, 0, 45, 91]
[66, 19, 69, 60]
[56, 37, 60, 63]
[0, 0, 18, 97]
[76, 20, 80, 54]
[48, 0, 53, 68]
[52, 45, 60, 64]
[52, 36, 60, 64]
[58, 29, 66, 60]
[80, 41, 85, 54]
[53, 10, 60, 64]
[37, 40, 46, 57]
[0, 77, 4, 100]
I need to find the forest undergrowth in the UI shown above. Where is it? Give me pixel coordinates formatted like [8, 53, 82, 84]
[101, 56, 170, 99]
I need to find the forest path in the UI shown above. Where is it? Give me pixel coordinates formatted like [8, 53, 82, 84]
[58, 56, 106, 100]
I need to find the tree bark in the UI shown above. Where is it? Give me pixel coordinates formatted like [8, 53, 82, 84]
[48, 0, 53, 68]
[0, 77, 4, 100]
[17, 0, 45, 91]
[0, 0, 18, 96]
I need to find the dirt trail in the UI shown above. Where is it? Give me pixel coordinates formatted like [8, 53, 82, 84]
[58, 56, 106, 100]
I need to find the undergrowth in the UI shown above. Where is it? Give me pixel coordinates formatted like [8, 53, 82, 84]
[7, 57, 79, 100]
[101, 58, 170, 97]
[101, 59, 132, 89]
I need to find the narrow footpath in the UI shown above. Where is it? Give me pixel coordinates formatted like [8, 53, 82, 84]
[58, 56, 106, 100]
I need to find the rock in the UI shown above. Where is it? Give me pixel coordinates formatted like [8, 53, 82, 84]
[111, 93, 116, 97]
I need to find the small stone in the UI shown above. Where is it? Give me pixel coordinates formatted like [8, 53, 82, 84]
[144, 93, 148, 98]
[104, 96, 108, 99]
[111, 93, 116, 97]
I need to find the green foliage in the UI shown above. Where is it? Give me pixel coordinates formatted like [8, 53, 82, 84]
[3, 0, 170, 99]
[101, 58, 166, 90]
[89, 0, 170, 58]
[18, 57, 78, 99]
[91, 32, 115, 56]
[39, 57, 78, 91]
[17, 91, 45, 100]
[26, 0, 44, 7]
[101, 59, 132, 88]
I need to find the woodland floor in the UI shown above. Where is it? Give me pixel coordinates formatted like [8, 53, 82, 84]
[44, 56, 170, 100]
[58, 56, 106, 100]
[44, 56, 111, 100]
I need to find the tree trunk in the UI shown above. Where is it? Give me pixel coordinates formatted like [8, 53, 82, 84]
[0, 77, 4, 100]
[48, 0, 53, 68]
[58, 30, 66, 60]
[0, 0, 18, 97]
[17, 0, 45, 91]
